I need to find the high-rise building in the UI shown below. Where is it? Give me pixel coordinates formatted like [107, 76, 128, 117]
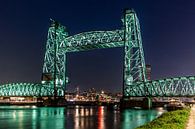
[146, 65, 151, 80]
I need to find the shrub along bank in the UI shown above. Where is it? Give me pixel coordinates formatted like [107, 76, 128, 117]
[136, 108, 190, 129]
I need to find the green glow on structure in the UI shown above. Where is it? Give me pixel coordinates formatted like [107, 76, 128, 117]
[42, 9, 147, 97]
[0, 9, 195, 97]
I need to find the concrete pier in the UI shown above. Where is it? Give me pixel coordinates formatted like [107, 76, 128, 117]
[120, 97, 152, 109]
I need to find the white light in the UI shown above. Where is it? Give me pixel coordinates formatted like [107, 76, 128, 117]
[41, 81, 46, 84]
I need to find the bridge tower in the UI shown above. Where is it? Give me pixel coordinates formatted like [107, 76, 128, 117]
[123, 9, 147, 97]
[42, 20, 68, 97]
[41, 9, 147, 99]
[1, 9, 195, 100]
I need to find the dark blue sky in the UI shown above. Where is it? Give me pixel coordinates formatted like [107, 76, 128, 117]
[1, 0, 195, 92]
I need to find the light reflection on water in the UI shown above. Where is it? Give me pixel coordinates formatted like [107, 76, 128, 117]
[0, 106, 165, 129]
[121, 109, 164, 129]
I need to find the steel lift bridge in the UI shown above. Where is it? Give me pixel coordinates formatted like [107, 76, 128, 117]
[0, 9, 195, 97]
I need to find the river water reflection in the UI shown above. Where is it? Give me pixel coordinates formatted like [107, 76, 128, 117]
[0, 106, 165, 129]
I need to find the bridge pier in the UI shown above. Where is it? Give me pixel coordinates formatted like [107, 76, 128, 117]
[142, 97, 152, 109]
[120, 97, 152, 109]
[41, 96, 67, 107]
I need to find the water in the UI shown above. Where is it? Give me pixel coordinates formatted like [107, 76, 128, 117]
[0, 106, 165, 129]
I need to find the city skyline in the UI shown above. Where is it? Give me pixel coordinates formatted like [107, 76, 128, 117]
[1, 0, 195, 92]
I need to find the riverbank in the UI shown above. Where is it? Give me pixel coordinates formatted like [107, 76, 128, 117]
[186, 105, 195, 129]
[136, 108, 190, 129]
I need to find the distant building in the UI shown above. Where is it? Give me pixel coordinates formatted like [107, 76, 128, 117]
[75, 86, 80, 95]
[146, 65, 151, 80]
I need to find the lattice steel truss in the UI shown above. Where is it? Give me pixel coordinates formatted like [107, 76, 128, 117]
[0, 83, 63, 97]
[42, 9, 146, 97]
[123, 10, 146, 96]
[0, 9, 194, 97]
[126, 76, 195, 97]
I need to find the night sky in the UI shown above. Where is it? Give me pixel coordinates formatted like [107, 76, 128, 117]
[1, 0, 195, 92]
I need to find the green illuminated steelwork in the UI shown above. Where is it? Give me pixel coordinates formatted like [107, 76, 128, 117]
[126, 76, 195, 97]
[0, 9, 195, 97]
[64, 30, 124, 52]
[123, 9, 146, 96]
[0, 83, 63, 97]
[42, 21, 68, 96]
[42, 9, 146, 97]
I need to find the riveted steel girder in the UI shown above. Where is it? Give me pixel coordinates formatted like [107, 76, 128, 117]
[125, 76, 195, 97]
[42, 9, 147, 97]
[1, 9, 194, 97]
[0, 83, 64, 97]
